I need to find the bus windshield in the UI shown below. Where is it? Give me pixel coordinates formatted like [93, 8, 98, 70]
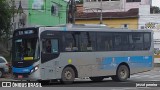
[13, 37, 40, 61]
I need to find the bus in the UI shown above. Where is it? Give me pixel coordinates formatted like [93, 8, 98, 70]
[12, 24, 154, 84]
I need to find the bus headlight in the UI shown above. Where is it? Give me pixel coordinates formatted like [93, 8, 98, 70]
[30, 65, 39, 74]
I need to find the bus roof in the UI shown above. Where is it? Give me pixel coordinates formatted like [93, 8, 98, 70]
[15, 24, 153, 33]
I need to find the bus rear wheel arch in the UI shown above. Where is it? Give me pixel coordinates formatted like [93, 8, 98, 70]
[111, 63, 130, 82]
[61, 66, 76, 84]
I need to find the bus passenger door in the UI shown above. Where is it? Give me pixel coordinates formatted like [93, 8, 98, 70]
[41, 38, 60, 80]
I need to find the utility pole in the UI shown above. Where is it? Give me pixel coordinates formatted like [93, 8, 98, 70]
[68, 0, 76, 24]
[71, 0, 75, 24]
[12, 0, 15, 30]
[100, 0, 103, 24]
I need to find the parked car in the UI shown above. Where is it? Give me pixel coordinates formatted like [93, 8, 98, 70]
[0, 56, 9, 78]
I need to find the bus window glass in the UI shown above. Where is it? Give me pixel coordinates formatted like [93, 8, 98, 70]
[144, 33, 151, 50]
[42, 39, 59, 54]
[97, 32, 113, 51]
[63, 32, 79, 52]
[130, 33, 144, 50]
[80, 32, 93, 51]
[88, 32, 96, 51]
[14, 38, 39, 61]
[51, 39, 59, 53]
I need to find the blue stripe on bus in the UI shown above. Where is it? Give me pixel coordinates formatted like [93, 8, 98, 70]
[12, 66, 33, 73]
[100, 56, 153, 70]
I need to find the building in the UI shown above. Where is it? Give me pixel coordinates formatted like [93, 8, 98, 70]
[138, 5, 160, 64]
[83, 0, 151, 12]
[10, 0, 68, 31]
[76, 6, 139, 29]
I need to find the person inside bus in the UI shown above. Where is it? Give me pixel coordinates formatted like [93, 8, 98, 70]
[26, 42, 33, 56]
[19, 43, 30, 57]
[46, 40, 52, 53]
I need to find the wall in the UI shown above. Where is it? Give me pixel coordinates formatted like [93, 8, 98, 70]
[10, 0, 67, 30]
[138, 4, 160, 63]
[28, 0, 67, 26]
[83, 0, 151, 12]
[76, 18, 138, 29]
[125, 0, 151, 11]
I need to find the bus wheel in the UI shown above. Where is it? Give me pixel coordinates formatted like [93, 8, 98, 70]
[111, 65, 129, 82]
[61, 67, 75, 84]
[89, 77, 104, 82]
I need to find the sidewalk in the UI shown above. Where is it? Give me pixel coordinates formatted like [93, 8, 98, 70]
[153, 67, 160, 71]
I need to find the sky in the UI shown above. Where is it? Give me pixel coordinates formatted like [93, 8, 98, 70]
[152, 0, 160, 7]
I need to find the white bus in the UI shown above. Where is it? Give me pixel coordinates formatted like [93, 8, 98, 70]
[12, 24, 154, 84]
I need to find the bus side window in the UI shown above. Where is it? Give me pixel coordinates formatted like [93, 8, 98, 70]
[65, 42, 73, 51]
[42, 39, 59, 54]
[51, 39, 59, 53]
[63, 32, 79, 52]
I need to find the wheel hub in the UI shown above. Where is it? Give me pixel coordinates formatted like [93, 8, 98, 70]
[120, 69, 126, 78]
[65, 71, 72, 80]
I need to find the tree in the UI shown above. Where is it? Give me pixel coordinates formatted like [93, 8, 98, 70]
[0, 0, 12, 58]
[150, 6, 160, 14]
[0, 0, 12, 41]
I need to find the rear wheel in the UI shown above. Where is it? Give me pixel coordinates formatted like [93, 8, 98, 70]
[111, 65, 129, 82]
[89, 77, 104, 82]
[0, 69, 4, 78]
[61, 67, 75, 84]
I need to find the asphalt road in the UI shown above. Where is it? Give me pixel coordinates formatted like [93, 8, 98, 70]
[42, 68, 160, 90]
[0, 68, 160, 90]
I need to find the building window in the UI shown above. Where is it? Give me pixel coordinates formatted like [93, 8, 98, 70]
[126, 0, 141, 2]
[122, 24, 128, 29]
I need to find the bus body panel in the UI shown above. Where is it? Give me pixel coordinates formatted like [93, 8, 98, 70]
[38, 51, 153, 80]
[12, 25, 154, 81]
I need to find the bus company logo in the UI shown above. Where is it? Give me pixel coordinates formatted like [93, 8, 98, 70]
[1, 82, 42, 87]
[2, 82, 11, 87]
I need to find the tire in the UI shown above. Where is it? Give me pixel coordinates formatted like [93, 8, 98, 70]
[89, 77, 104, 82]
[61, 67, 75, 84]
[0, 69, 4, 78]
[111, 65, 129, 82]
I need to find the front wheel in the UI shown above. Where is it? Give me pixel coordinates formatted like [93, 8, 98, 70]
[111, 65, 129, 82]
[89, 77, 104, 82]
[61, 67, 75, 84]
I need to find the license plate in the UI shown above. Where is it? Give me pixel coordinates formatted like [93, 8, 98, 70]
[18, 75, 23, 79]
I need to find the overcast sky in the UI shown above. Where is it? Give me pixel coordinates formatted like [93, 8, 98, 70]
[152, 0, 160, 7]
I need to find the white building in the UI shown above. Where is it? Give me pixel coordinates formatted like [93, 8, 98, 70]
[139, 5, 160, 64]
[83, 0, 151, 12]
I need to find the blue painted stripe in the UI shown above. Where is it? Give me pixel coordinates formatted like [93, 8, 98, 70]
[12, 66, 33, 73]
[100, 56, 153, 70]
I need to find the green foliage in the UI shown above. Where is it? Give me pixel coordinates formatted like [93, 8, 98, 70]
[150, 6, 160, 14]
[0, 0, 12, 41]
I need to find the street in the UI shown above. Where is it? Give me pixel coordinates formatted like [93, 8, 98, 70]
[0, 68, 160, 90]
[42, 67, 160, 90]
